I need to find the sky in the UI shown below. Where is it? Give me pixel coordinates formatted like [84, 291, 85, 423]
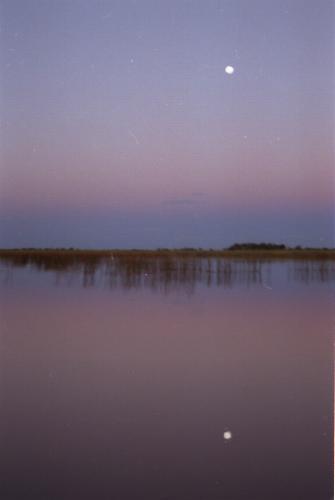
[0, 0, 334, 248]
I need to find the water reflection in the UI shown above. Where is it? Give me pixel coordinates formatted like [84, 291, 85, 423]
[0, 253, 333, 500]
[288, 260, 335, 284]
[1, 253, 334, 291]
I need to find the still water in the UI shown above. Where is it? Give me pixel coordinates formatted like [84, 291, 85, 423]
[0, 255, 334, 500]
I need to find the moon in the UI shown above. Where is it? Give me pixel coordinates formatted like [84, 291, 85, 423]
[223, 430, 233, 440]
[225, 65, 235, 75]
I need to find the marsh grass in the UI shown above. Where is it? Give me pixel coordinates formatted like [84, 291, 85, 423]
[1, 247, 334, 261]
[1, 248, 334, 291]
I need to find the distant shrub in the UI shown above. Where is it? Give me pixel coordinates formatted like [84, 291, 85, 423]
[228, 242, 287, 251]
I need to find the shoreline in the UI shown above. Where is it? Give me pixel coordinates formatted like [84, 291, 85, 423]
[0, 248, 335, 260]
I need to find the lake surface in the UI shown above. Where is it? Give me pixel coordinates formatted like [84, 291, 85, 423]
[0, 255, 334, 500]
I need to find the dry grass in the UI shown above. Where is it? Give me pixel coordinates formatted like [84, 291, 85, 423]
[0, 248, 334, 261]
[1, 248, 334, 290]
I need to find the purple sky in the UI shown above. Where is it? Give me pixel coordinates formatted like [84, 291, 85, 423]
[1, 0, 334, 248]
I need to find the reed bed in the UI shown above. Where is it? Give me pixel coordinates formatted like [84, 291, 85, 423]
[1, 247, 334, 261]
[1, 248, 334, 291]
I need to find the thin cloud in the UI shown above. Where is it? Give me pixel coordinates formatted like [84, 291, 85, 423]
[161, 198, 199, 206]
[191, 191, 206, 197]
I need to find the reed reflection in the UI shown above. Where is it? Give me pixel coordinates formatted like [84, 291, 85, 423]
[288, 260, 335, 284]
[1, 253, 334, 291]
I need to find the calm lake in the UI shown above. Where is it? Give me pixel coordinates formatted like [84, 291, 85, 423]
[0, 255, 334, 500]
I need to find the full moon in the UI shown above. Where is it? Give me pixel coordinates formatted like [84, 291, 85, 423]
[225, 65, 235, 75]
[223, 430, 233, 440]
